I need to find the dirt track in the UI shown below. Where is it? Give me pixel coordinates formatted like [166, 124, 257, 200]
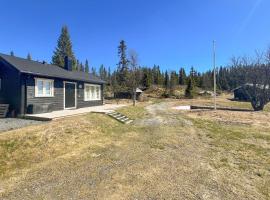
[0, 101, 269, 199]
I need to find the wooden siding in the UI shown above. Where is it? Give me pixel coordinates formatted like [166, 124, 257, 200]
[76, 81, 103, 108]
[0, 59, 21, 114]
[26, 76, 64, 113]
[26, 77, 103, 114]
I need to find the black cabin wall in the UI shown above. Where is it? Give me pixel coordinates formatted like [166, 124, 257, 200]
[25, 76, 64, 113]
[25, 76, 103, 114]
[0, 59, 21, 114]
[76, 81, 103, 108]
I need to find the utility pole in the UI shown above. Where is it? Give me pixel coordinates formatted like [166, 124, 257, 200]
[213, 40, 217, 110]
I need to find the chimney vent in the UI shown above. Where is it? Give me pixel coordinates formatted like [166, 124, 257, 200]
[64, 56, 73, 71]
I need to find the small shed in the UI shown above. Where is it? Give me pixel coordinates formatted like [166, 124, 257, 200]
[136, 88, 143, 100]
[114, 88, 144, 100]
[233, 85, 251, 101]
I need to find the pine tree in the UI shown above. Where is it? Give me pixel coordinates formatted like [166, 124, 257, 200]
[185, 77, 196, 98]
[52, 25, 76, 68]
[27, 53, 32, 60]
[80, 62, 84, 72]
[85, 60, 89, 73]
[116, 40, 129, 90]
[10, 51, 14, 56]
[201, 70, 214, 89]
[152, 65, 159, 85]
[157, 66, 164, 85]
[218, 67, 229, 90]
[76, 59, 80, 71]
[146, 68, 153, 88]
[92, 67, 97, 76]
[179, 68, 186, 85]
[164, 70, 170, 89]
[170, 71, 178, 95]
[108, 66, 111, 83]
[99, 64, 107, 80]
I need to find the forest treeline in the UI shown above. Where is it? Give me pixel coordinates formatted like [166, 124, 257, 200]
[10, 26, 270, 110]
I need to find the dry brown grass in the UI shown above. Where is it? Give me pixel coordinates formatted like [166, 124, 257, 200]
[0, 95, 269, 199]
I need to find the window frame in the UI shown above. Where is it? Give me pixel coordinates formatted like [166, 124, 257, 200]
[84, 83, 101, 101]
[34, 78, 54, 97]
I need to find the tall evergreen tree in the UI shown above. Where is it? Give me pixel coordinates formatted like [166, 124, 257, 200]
[80, 62, 84, 72]
[52, 26, 76, 68]
[179, 68, 186, 85]
[170, 71, 178, 95]
[185, 77, 196, 98]
[99, 64, 107, 80]
[92, 66, 97, 76]
[116, 40, 129, 89]
[141, 67, 152, 88]
[164, 70, 170, 89]
[108, 66, 111, 82]
[201, 70, 214, 89]
[76, 59, 80, 71]
[85, 60, 89, 73]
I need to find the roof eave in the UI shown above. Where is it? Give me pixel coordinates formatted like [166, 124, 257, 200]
[21, 71, 106, 84]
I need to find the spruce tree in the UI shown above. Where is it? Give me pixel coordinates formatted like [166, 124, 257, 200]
[156, 66, 163, 85]
[85, 60, 89, 73]
[76, 59, 80, 71]
[164, 70, 170, 89]
[179, 68, 186, 85]
[170, 71, 178, 95]
[52, 25, 76, 68]
[185, 77, 196, 98]
[99, 64, 107, 80]
[117, 40, 129, 90]
[146, 68, 153, 88]
[92, 67, 97, 76]
[80, 62, 84, 72]
[27, 53, 32, 60]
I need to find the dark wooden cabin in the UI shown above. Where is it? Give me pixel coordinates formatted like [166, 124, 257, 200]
[0, 53, 105, 116]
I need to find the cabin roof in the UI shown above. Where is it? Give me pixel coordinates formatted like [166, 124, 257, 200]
[0, 53, 105, 84]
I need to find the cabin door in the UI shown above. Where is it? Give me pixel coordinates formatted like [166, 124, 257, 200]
[64, 82, 76, 109]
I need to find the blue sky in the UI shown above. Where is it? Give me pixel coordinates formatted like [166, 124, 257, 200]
[0, 0, 269, 72]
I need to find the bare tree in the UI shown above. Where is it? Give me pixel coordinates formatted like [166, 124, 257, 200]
[244, 50, 270, 111]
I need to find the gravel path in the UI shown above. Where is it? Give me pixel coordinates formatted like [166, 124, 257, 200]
[0, 118, 44, 133]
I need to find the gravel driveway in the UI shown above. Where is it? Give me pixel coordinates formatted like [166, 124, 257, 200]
[0, 118, 44, 133]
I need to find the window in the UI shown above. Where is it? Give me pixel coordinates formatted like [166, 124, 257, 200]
[84, 84, 101, 101]
[35, 78, 54, 97]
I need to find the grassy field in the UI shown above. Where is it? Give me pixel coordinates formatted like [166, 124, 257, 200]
[0, 95, 269, 199]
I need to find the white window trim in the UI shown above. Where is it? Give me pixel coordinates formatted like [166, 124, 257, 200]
[35, 78, 54, 97]
[84, 83, 101, 101]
